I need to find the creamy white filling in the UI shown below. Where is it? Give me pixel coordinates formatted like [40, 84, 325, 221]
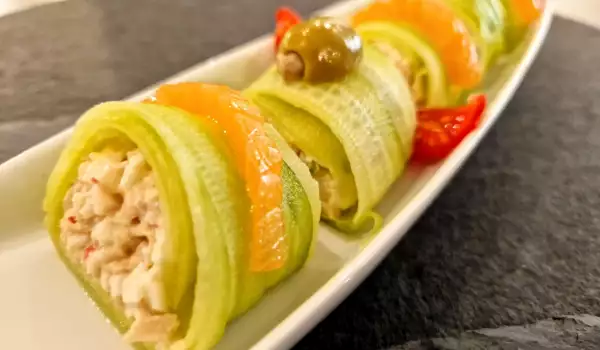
[293, 147, 344, 219]
[60, 149, 177, 344]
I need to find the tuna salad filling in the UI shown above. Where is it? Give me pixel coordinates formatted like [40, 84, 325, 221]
[60, 148, 178, 344]
[292, 147, 353, 220]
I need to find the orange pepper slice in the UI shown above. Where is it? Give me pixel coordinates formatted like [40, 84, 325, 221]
[146, 83, 286, 272]
[510, 0, 545, 25]
[352, 0, 483, 89]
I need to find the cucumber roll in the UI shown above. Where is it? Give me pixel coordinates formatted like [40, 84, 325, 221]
[43, 84, 320, 349]
[245, 36, 416, 232]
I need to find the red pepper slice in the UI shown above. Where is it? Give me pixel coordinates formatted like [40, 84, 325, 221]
[411, 94, 487, 164]
[274, 7, 302, 51]
[83, 245, 96, 260]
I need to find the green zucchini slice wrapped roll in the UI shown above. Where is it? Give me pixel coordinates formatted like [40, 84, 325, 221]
[43, 100, 319, 349]
[245, 44, 416, 232]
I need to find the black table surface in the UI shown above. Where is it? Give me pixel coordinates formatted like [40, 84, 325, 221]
[3, 1, 600, 350]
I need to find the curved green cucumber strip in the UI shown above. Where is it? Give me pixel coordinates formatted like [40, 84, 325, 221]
[249, 94, 358, 211]
[360, 45, 416, 158]
[477, 0, 508, 56]
[326, 210, 383, 235]
[263, 163, 315, 289]
[147, 105, 243, 350]
[356, 22, 448, 107]
[245, 48, 413, 230]
[348, 65, 403, 187]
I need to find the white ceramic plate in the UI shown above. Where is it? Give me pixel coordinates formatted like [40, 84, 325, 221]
[0, 1, 554, 349]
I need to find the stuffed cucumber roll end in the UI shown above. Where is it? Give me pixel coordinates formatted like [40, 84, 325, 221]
[43, 95, 319, 350]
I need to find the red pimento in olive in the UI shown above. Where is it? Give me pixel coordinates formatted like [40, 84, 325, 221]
[274, 7, 302, 52]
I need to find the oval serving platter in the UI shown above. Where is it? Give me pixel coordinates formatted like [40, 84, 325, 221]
[0, 0, 554, 349]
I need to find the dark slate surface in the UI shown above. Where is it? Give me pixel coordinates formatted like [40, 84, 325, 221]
[2, 1, 600, 350]
[0, 0, 333, 161]
[394, 315, 600, 350]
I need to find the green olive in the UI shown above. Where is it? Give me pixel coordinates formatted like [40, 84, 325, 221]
[276, 17, 363, 83]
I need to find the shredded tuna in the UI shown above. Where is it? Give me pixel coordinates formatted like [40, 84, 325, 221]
[293, 147, 344, 219]
[124, 310, 179, 344]
[60, 148, 177, 344]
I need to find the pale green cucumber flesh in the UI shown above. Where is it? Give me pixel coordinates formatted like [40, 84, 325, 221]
[359, 45, 416, 158]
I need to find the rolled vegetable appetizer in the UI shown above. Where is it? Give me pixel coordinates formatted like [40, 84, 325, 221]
[43, 84, 320, 349]
[245, 17, 416, 231]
